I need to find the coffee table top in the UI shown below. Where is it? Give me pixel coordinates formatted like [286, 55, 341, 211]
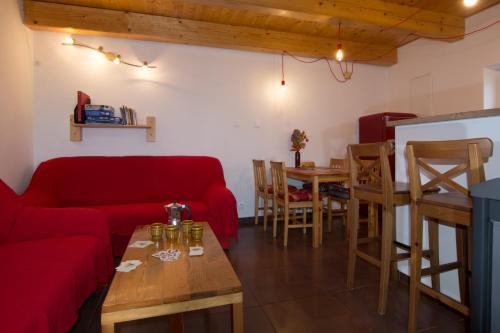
[102, 222, 242, 313]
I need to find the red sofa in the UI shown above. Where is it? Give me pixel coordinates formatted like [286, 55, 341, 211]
[0, 179, 113, 333]
[21, 156, 239, 256]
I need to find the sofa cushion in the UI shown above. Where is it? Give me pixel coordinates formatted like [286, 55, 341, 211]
[0, 236, 101, 333]
[88, 201, 211, 256]
[278, 189, 322, 202]
[267, 184, 297, 194]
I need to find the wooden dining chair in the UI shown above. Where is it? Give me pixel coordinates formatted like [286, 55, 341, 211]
[270, 161, 320, 247]
[326, 158, 349, 232]
[252, 160, 273, 231]
[347, 141, 428, 316]
[327, 157, 380, 238]
[406, 138, 493, 333]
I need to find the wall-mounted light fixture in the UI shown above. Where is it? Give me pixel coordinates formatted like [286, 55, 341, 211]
[62, 36, 157, 69]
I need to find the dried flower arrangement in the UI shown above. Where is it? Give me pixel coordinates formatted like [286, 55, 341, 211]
[290, 129, 309, 152]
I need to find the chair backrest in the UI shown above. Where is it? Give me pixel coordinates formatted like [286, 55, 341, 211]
[252, 160, 268, 195]
[329, 158, 346, 169]
[347, 142, 394, 201]
[270, 161, 289, 203]
[300, 161, 315, 168]
[406, 138, 494, 200]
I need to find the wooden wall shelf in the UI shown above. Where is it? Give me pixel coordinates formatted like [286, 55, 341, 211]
[70, 115, 156, 142]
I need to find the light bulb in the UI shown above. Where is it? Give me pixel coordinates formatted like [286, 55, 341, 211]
[142, 61, 148, 69]
[336, 43, 344, 62]
[281, 80, 286, 91]
[463, 0, 478, 7]
[113, 55, 121, 65]
[63, 36, 74, 45]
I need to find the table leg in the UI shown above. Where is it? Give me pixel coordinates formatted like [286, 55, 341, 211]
[101, 323, 115, 333]
[169, 313, 184, 333]
[312, 176, 320, 248]
[232, 302, 244, 333]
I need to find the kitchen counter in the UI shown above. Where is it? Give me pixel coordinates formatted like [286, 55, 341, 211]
[388, 108, 500, 127]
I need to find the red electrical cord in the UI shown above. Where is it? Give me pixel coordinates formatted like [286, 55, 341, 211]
[281, 3, 500, 81]
[283, 51, 348, 83]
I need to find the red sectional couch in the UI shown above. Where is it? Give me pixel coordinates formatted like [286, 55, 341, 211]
[0, 180, 113, 333]
[21, 156, 239, 256]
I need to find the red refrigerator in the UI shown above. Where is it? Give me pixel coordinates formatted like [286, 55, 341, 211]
[359, 112, 417, 179]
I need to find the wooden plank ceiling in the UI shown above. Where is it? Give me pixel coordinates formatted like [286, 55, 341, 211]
[23, 0, 499, 66]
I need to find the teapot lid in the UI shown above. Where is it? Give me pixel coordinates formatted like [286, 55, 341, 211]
[166, 201, 180, 208]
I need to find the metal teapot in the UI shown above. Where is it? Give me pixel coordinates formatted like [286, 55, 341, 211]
[164, 201, 191, 227]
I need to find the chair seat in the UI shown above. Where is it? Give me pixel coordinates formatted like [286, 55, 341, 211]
[302, 182, 336, 193]
[328, 184, 350, 200]
[418, 192, 472, 212]
[278, 189, 322, 202]
[354, 181, 411, 194]
[354, 182, 440, 195]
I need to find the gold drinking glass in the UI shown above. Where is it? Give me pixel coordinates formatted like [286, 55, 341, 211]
[181, 220, 194, 236]
[165, 224, 180, 241]
[149, 223, 164, 241]
[190, 224, 204, 241]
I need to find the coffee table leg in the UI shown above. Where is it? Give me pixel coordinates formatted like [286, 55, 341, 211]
[169, 313, 184, 333]
[232, 302, 244, 333]
[101, 323, 114, 333]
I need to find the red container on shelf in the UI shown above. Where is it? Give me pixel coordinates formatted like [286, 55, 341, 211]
[358, 112, 416, 179]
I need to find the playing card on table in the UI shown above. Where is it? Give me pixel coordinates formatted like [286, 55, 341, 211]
[152, 249, 181, 262]
[129, 240, 154, 248]
[116, 260, 142, 272]
[188, 246, 204, 256]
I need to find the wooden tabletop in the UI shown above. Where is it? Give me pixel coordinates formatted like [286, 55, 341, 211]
[102, 222, 242, 313]
[286, 166, 350, 176]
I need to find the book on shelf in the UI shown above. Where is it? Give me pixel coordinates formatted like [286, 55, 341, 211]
[84, 104, 115, 112]
[119, 105, 138, 125]
[84, 110, 114, 117]
[84, 117, 123, 125]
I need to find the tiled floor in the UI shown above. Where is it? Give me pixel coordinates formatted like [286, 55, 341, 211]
[70, 219, 467, 333]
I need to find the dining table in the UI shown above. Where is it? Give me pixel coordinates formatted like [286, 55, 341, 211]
[286, 166, 350, 248]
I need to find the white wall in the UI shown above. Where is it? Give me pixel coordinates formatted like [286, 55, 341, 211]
[32, 32, 388, 217]
[483, 66, 500, 109]
[0, 0, 33, 193]
[387, 4, 500, 116]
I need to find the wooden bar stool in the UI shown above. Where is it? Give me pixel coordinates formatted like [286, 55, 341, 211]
[347, 142, 427, 315]
[270, 161, 320, 247]
[406, 138, 493, 333]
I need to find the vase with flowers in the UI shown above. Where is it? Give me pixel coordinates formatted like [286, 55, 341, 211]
[290, 129, 309, 168]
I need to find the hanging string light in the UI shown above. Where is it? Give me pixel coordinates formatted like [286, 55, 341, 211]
[62, 36, 157, 69]
[281, 52, 286, 90]
[336, 22, 344, 62]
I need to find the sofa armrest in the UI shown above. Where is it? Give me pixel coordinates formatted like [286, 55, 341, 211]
[202, 185, 238, 242]
[8, 207, 114, 283]
[20, 189, 58, 207]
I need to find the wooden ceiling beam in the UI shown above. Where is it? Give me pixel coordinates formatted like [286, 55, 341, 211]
[23, 0, 397, 65]
[174, 0, 465, 37]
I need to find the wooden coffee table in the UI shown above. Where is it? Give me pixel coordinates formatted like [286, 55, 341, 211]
[101, 222, 243, 332]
